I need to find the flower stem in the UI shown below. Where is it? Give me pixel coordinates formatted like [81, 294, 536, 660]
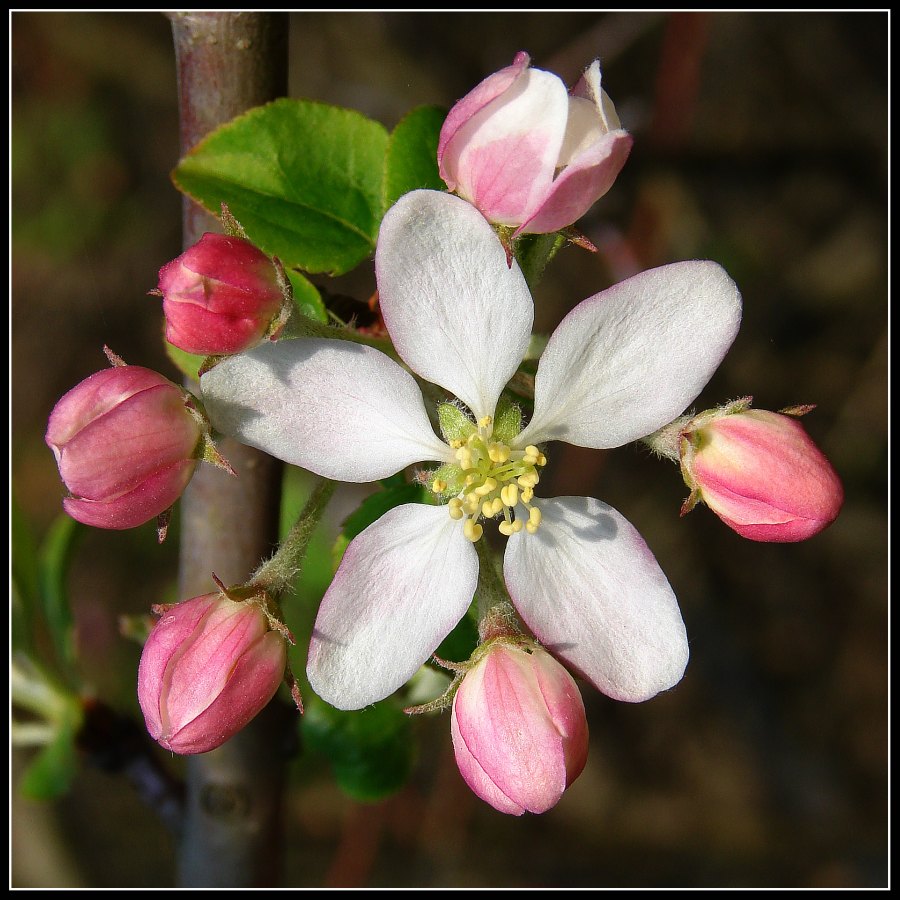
[247, 478, 336, 597]
[474, 540, 521, 642]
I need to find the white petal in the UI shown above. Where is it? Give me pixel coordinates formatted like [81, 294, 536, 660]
[200, 338, 451, 482]
[307, 503, 478, 709]
[504, 496, 688, 703]
[376, 191, 534, 421]
[515, 261, 742, 449]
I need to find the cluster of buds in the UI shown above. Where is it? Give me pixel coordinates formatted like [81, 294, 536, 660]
[41, 49, 846, 781]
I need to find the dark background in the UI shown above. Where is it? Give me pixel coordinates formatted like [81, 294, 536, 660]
[11, 11, 887, 888]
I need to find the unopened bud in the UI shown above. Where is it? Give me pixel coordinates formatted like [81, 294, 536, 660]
[157, 233, 283, 355]
[680, 407, 844, 542]
[45, 366, 203, 529]
[451, 641, 588, 815]
[138, 592, 287, 755]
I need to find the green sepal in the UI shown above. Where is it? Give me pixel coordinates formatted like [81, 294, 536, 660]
[492, 396, 523, 444]
[515, 231, 567, 292]
[437, 402, 475, 444]
[286, 269, 328, 324]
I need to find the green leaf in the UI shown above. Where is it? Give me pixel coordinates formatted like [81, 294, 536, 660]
[286, 269, 327, 324]
[302, 696, 415, 802]
[38, 515, 83, 671]
[383, 105, 447, 210]
[18, 715, 80, 801]
[173, 99, 389, 275]
[340, 479, 428, 545]
[11, 497, 40, 651]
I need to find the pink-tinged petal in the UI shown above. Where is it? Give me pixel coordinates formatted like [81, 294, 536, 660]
[504, 497, 688, 703]
[164, 631, 286, 754]
[516, 130, 632, 235]
[138, 594, 220, 741]
[200, 338, 452, 482]
[444, 68, 569, 225]
[56, 384, 201, 500]
[63, 459, 197, 529]
[516, 261, 742, 450]
[306, 503, 478, 710]
[164, 303, 270, 357]
[438, 51, 531, 189]
[570, 60, 622, 131]
[46, 366, 175, 451]
[160, 599, 268, 735]
[169, 233, 279, 298]
[451, 693, 527, 816]
[530, 650, 589, 784]
[376, 191, 533, 421]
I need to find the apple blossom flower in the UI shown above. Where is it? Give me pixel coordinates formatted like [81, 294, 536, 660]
[138, 592, 287, 754]
[45, 365, 204, 529]
[451, 640, 589, 816]
[677, 404, 844, 542]
[157, 232, 284, 355]
[438, 52, 633, 235]
[199, 190, 742, 711]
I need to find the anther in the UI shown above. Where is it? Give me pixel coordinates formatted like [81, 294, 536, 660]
[431, 478, 447, 493]
[478, 415, 493, 429]
[500, 484, 519, 507]
[463, 519, 483, 542]
[448, 498, 464, 520]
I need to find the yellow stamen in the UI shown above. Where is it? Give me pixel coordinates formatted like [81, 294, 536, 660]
[431, 478, 447, 493]
[463, 519, 483, 542]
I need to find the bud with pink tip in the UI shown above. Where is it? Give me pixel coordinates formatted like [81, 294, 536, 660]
[45, 366, 204, 529]
[451, 641, 589, 815]
[679, 406, 844, 542]
[157, 233, 284, 355]
[138, 592, 287, 755]
[438, 52, 632, 236]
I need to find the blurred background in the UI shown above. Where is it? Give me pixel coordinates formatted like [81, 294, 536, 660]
[11, 11, 887, 888]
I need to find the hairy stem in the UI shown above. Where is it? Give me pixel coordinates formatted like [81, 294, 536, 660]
[168, 11, 289, 888]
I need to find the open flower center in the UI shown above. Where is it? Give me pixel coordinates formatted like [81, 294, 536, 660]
[430, 415, 546, 542]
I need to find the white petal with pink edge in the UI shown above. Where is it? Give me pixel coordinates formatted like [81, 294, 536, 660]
[503, 496, 689, 703]
[376, 191, 534, 422]
[306, 503, 478, 710]
[515, 261, 742, 450]
[200, 338, 452, 482]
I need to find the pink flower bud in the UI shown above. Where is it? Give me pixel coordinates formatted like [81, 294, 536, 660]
[680, 408, 844, 542]
[138, 593, 287, 755]
[451, 642, 588, 816]
[157, 233, 283, 355]
[45, 366, 203, 529]
[438, 52, 632, 235]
